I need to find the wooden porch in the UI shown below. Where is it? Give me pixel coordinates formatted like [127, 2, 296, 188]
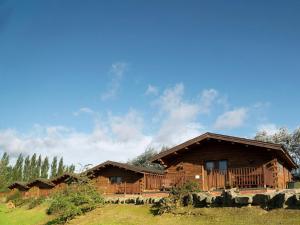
[144, 160, 284, 191]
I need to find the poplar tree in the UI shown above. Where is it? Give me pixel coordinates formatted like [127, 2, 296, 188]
[35, 155, 42, 178]
[30, 153, 37, 180]
[41, 156, 49, 179]
[0, 152, 11, 191]
[12, 154, 24, 181]
[23, 156, 31, 181]
[50, 156, 58, 178]
[57, 157, 64, 176]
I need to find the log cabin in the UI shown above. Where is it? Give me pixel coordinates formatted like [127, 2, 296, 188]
[150, 132, 298, 191]
[50, 173, 80, 194]
[8, 182, 29, 198]
[26, 178, 55, 198]
[86, 161, 164, 194]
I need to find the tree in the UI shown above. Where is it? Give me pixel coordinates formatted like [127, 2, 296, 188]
[41, 156, 50, 179]
[57, 157, 64, 176]
[50, 156, 58, 178]
[35, 155, 42, 178]
[129, 147, 163, 170]
[255, 127, 300, 167]
[29, 153, 37, 180]
[12, 154, 24, 181]
[66, 164, 76, 173]
[23, 155, 31, 181]
[0, 152, 11, 191]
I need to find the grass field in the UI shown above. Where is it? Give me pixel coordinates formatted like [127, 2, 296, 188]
[68, 204, 300, 225]
[1, 203, 300, 225]
[0, 203, 51, 225]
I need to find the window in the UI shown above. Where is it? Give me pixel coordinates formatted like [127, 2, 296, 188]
[219, 160, 228, 171]
[109, 176, 122, 184]
[205, 160, 228, 171]
[205, 161, 215, 171]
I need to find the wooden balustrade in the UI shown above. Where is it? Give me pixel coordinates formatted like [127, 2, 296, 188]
[144, 165, 276, 191]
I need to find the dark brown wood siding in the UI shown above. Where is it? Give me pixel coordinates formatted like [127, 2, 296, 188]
[163, 140, 291, 189]
[91, 166, 143, 194]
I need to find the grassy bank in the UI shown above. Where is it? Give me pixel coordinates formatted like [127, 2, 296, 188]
[1, 203, 300, 225]
[68, 204, 300, 225]
[0, 203, 51, 225]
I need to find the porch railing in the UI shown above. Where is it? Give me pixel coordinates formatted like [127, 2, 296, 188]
[144, 165, 276, 191]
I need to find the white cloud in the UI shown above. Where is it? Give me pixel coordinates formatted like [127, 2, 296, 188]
[214, 107, 248, 130]
[151, 83, 204, 147]
[257, 123, 279, 135]
[0, 110, 151, 168]
[101, 62, 128, 101]
[199, 89, 219, 114]
[145, 85, 159, 96]
[73, 107, 94, 116]
[0, 82, 267, 168]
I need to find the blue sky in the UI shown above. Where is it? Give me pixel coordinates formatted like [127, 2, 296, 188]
[0, 0, 299, 166]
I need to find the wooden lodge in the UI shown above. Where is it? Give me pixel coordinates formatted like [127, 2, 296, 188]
[8, 182, 29, 198]
[26, 178, 55, 198]
[50, 173, 80, 193]
[150, 132, 297, 191]
[86, 161, 164, 194]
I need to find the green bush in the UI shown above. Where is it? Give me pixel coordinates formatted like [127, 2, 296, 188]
[6, 190, 30, 207]
[153, 181, 201, 215]
[46, 182, 104, 225]
[27, 196, 46, 209]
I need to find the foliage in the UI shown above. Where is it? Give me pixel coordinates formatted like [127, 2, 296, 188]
[6, 190, 30, 207]
[41, 157, 50, 179]
[27, 196, 46, 209]
[50, 156, 58, 178]
[255, 127, 300, 168]
[0, 153, 11, 192]
[154, 181, 201, 215]
[46, 182, 104, 225]
[0, 152, 76, 191]
[128, 147, 164, 171]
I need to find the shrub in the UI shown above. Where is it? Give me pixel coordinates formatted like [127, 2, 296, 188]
[6, 190, 29, 207]
[46, 182, 104, 225]
[153, 181, 201, 215]
[27, 196, 46, 209]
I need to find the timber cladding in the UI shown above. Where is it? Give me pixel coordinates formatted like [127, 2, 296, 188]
[91, 166, 143, 194]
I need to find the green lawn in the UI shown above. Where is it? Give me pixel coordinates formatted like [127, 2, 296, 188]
[1, 203, 300, 225]
[68, 204, 300, 225]
[0, 203, 51, 225]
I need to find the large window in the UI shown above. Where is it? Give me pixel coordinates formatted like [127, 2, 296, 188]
[205, 160, 228, 171]
[109, 176, 122, 184]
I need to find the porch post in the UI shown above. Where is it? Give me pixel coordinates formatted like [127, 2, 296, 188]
[201, 164, 205, 190]
[262, 165, 267, 188]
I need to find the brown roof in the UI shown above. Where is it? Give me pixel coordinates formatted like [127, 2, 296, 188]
[8, 182, 29, 190]
[50, 173, 80, 185]
[26, 178, 55, 188]
[85, 160, 164, 177]
[151, 132, 297, 169]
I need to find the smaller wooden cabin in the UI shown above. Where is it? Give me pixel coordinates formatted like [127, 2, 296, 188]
[50, 173, 80, 193]
[86, 161, 164, 194]
[26, 178, 55, 198]
[8, 182, 29, 198]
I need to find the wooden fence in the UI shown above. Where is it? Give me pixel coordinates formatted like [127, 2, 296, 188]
[144, 165, 276, 191]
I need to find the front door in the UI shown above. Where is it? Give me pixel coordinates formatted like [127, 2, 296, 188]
[205, 160, 228, 190]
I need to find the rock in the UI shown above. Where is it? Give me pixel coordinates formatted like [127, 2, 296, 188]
[235, 195, 253, 206]
[193, 192, 211, 207]
[252, 193, 274, 208]
[205, 195, 215, 206]
[6, 201, 15, 209]
[221, 188, 239, 206]
[268, 191, 296, 209]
